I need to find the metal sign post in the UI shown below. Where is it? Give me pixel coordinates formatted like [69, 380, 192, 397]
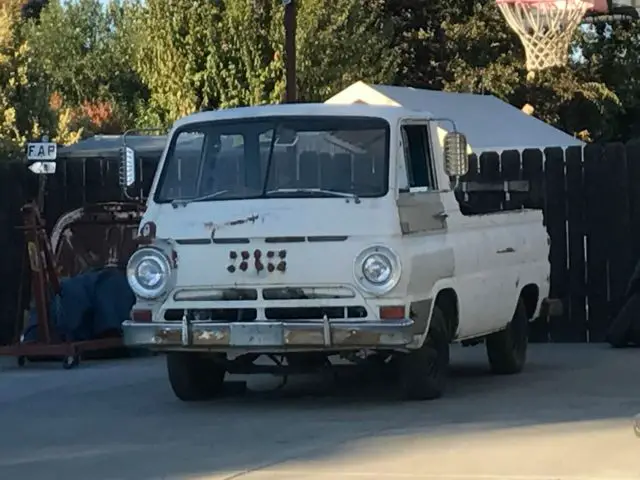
[26, 135, 58, 212]
[283, 0, 297, 103]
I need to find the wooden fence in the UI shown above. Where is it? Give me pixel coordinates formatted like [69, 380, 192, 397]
[0, 162, 35, 345]
[0, 141, 639, 344]
[533, 142, 640, 343]
[0, 155, 157, 345]
[462, 142, 640, 343]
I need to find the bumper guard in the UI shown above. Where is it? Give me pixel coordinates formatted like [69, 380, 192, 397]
[123, 317, 414, 351]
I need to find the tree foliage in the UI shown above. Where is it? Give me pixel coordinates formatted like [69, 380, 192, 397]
[2, 0, 640, 161]
[25, 0, 147, 131]
[388, 0, 628, 142]
[580, 20, 640, 140]
[0, 0, 53, 160]
[134, 0, 398, 126]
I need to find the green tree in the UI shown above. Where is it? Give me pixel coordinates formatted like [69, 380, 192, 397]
[291, 0, 399, 101]
[134, 0, 399, 126]
[25, 0, 147, 130]
[132, 0, 220, 126]
[579, 19, 640, 141]
[0, 0, 55, 160]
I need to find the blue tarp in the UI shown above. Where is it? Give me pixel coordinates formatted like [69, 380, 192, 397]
[23, 268, 135, 343]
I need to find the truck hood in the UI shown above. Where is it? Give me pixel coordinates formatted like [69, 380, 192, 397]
[145, 197, 399, 241]
[141, 198, 404, 292]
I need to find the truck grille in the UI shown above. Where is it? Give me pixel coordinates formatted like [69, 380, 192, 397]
[164, 306, 367, 322]
[165, 308, 258, 322]
[165, 285, 369, 321]
[265, 306, 367, 320]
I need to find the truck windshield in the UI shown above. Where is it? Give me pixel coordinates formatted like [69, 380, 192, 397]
[154, 116, 389, 203]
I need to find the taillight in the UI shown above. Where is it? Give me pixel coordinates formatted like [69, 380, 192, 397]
[131, 309, 152, 323]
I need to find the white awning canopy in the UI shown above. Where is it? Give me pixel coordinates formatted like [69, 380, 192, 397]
[326, 81, 584, 154]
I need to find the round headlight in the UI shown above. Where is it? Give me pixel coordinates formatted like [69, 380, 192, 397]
[127, 248, 172, 299]
[362, 254, 393, 284]
[354, 245, 401, 295]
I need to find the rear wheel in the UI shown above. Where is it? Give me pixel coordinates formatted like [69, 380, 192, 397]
[607, 293, 640, 348]
[398, 307, 450, 400]
[486, 299, 528, 375]
[166, 352, 226, 401]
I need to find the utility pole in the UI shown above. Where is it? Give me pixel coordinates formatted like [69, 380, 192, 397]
[283, 0, 297, 103]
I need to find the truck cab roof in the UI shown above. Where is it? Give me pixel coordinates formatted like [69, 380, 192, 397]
[173, 103, 420, 130]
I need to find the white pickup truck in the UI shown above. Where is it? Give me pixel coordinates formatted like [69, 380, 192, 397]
[120, 103, 550, 401]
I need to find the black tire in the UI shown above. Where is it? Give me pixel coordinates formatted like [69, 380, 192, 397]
[606, 293, 640, 348]
[486, 299, 528, 375]
[166, 352, 226, 402]
[398, 307, 450, 400]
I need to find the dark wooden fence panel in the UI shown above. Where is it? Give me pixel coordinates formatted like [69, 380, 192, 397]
[479, 151, 502, 212]
[606, 144, 634, 337]
[521, 148, 549, 342]
[627, 140, 640, 264]
[564, 146, 587, 342]
[0, 162, 36, 345]
[522, 148, 545, 210]
[582, 145, 608, 342]
[544, 147, 569, 341]
[501, 150, 525, 210]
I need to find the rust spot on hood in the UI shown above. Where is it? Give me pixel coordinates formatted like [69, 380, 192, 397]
[206, 214, 260, 238]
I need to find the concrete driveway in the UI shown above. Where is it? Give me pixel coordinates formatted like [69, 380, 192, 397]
[0, 344, 638, 480]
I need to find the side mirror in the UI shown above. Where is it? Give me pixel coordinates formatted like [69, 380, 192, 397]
[119, 146, 136, 188]
[443, 131, 469, 177]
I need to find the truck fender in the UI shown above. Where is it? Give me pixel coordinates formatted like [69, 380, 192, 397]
[518, 283, 542, 321]
[409, 279, 458, 349]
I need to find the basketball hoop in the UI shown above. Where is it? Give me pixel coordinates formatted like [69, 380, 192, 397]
[496, 0, 609, 73]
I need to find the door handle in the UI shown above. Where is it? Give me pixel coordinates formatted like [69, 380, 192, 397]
[496, 247, 516, 254]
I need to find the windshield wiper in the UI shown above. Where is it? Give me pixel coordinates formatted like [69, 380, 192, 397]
[171, 190, 230, 208]
[265, 188, 361, 204]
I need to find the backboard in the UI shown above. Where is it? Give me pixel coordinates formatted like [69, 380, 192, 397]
[584, 0, 640, 20]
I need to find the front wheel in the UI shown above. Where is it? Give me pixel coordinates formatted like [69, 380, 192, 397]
[607, 293, 640, 348]
[486, 299, 528, 375]
[166, 352, 226, 402]
[398, 307, 450, 400]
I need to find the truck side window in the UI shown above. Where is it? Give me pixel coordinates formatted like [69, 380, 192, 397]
[401, 125, 436, 189]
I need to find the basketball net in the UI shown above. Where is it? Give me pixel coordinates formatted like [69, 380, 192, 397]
[495, 0, 598, 74]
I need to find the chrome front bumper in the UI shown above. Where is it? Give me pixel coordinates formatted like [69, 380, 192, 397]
[122, 318, 414, 351]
